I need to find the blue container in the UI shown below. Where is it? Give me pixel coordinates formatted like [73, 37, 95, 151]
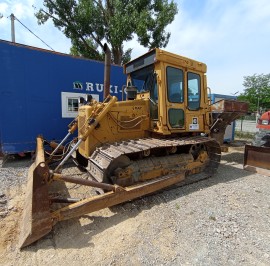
[210, 93, 237, 142]
[0, 40, 126, 154]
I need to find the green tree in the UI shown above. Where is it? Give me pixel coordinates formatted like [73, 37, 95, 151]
[238, 74, 270, 112]
[35, 0, 178, 64]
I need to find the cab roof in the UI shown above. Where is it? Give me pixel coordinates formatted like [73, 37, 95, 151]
[124, 48, 207, 74]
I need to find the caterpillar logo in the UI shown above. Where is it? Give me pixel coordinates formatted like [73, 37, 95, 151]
[73, 81, 83, 90]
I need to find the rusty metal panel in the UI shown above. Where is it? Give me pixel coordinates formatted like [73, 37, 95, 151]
[211, 99, 249, 113]
[19, 137, 53, 248]
[210, 99, 249, 145]
[244, 145, 270, 176]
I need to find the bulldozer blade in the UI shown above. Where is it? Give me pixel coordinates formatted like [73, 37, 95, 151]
[244, 145, 270, 176]
[19, 137, 53, 248]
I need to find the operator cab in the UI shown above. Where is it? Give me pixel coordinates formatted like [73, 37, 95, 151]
[126, 64, 158, 120]
[124, 48, 210, 135]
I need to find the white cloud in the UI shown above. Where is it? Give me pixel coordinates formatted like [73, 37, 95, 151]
[162, 0, 270, 94]
[13, 3, 31, 19]
[0, 3, 9, 26]
[0, 2, 8, 13]
[244, 0, 270, 23]
[1, 0, 35, 19]
[0, 0, 71, 53]
[120, 0, 270, 94]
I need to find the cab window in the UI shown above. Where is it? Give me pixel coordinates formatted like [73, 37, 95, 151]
[167, 67, 184, 103]
[149, 74, 158, 119]
[187, 72, 200, 110]
[169, 109, 184, 128]
[130, 66, 158, 119]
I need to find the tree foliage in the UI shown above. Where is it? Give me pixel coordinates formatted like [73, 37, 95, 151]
[238, 74, 270, 112]
[35, 0, 178, 64]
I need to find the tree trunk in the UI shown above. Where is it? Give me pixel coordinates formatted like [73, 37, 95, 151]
[112, 46, 123, 65]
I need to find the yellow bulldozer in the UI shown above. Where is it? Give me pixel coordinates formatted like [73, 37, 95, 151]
[19, 46, 248, 248]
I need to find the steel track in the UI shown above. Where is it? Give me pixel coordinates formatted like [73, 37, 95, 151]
[87, 136, 221, 185]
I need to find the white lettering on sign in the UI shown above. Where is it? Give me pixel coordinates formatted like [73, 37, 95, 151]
[79, 82, 121, 94]
[95, 83, 103, 92]
[109, 85, 119, 94]
[86, 82, 94, 91]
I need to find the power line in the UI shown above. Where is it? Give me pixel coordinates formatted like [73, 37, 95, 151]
[14, 15, 55, 51]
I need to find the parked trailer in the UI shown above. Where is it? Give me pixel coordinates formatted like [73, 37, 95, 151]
[0, 40, 126, 154]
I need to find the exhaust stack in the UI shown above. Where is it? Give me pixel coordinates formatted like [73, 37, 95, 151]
[103, 43, 111, 99]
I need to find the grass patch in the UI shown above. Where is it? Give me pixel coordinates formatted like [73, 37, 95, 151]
[235, 131, 255, 140]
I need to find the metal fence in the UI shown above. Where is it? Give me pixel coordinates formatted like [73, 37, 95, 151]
[235, 115, 258, 133]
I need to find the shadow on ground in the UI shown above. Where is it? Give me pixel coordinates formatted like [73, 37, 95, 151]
[19, 150, 255, 251]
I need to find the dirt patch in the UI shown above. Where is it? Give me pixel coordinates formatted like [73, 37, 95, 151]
[0, 187, 24, 262]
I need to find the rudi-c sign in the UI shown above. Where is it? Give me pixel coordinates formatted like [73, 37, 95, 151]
[73, 81, 124, 95]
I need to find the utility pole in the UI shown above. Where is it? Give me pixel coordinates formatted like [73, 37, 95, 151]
[256, 87, 261, 121]
[11, 13, 15, 42]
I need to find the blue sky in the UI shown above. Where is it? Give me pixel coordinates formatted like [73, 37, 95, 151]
[0, 0, 270, 95]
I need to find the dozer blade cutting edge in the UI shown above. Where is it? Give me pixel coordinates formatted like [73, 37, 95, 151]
[19, 137, 53, 248]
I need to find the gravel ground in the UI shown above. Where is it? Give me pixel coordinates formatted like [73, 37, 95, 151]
[0, 141, 270, 265]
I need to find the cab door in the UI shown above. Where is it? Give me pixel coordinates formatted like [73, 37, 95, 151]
[166, 65, 186, 130]
[185, 71, 205, 132]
